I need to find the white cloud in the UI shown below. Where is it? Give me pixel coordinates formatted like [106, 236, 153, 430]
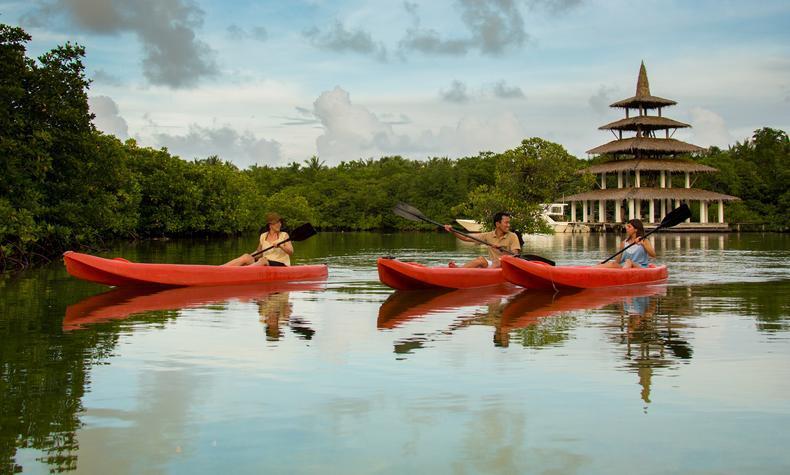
[89, 95, 129, 139]
[152, 124, 282, 168]
[311, 86, 526, 162]
[688, 107, 733, 149]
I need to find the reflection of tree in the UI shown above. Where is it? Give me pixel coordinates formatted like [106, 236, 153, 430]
[0, 279, 123, 473]
[257, 292, 314, 341]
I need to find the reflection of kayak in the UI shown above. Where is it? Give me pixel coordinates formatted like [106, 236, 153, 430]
[63, 251, 328, 287]
[500, 256, 668, 290]
[63, 281, 324, 330]
[377, 284, 519, 329]
[377, 258, 505, 290]
[500, 285, 666, 329]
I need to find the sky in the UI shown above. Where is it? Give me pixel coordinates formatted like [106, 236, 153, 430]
[1, 0, 788, 168]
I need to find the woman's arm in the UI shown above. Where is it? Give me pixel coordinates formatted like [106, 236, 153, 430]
[280, 241, 294, 256]
[639, 238, 656, 258]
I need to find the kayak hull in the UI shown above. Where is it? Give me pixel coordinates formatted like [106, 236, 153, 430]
[63, 251, 328, 287]
[377, 258, 505, 290]
[500, 255, 668, 290]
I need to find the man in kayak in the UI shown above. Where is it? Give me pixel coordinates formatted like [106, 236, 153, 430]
[444, 212, 521, 268]
[224, 212, 294, 267]
[597, 219, 656, 269]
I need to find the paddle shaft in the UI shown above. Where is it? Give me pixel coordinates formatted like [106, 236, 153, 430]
[407, 211, 519, 256]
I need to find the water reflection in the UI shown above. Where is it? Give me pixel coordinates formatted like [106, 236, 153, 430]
[63, 282, 324, 331]
[377, 285, 520, 355]
[1, 232, 789, 473]
[257, 291, 316, 341]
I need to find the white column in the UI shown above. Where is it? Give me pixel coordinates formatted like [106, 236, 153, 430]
[667, 172, 672, 188]
[636, 170, 641, 188]
[685, 172, 690, 188]
[582, 201, 588, 223]
[635, 199, 642, 219]
[601, 172, 607, 189]
[628, 199, 635, 219]
[660, 170, 666, 188]
[598, 200, 605, 223]
[571, 201, 576, 222]
[617, 171, 623, 188]
[615, 200, 622, 222]
[700, 201, 708, 223]
[660, 199, 667, 220]
[718, 200, 724, 223]
[649, 200, 655, 223]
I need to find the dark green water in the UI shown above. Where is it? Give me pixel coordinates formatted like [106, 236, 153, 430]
[1, 232, 789, 474]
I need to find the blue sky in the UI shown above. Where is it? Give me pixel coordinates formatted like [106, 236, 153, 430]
[2, 0, 788, 167]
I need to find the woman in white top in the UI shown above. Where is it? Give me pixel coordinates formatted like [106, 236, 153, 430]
[223, 212, 294, 266]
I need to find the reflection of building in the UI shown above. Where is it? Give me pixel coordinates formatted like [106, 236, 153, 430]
[562, 62, 739, 230]
[610, 293, 693, 410]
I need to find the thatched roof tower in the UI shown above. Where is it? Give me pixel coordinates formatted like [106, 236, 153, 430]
[561, 62, 739, 230]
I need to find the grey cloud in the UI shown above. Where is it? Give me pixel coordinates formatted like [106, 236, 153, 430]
[153, 124, 282, 168]
[526, 0, 585, 15]
[89, 95, 129, 139]
[92, 69, 123, 86]
[399, 0, 528, 57]
[491, 80, 524, 99]
[251, 26, 268, 41]
[227, 24, 245, 40]
[227, 24, 268, 42]
[459, 0, 527, 55]
[304, 21, 388, 61]
[399, 29, 470, 56]
[589, 84, 618, 115]
[22, 0, 218, 88]
[440, 80, 470, 103]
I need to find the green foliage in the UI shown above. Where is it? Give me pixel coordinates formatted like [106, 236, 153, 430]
[454, 138, 593, 233]
[697, 128, 789, 226]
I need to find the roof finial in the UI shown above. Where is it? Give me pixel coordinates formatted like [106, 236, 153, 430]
[636, 61, 650, 98]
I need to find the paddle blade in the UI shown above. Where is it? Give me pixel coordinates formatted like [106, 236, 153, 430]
[658, 203, 692, 229]
[288, 222, 318, 242]
[393, 202, 426, 222]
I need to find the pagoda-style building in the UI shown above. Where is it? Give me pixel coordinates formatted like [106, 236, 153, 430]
[563, 62, 739, 230]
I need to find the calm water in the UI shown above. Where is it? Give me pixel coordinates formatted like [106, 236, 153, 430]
[1, 232, 789, 474]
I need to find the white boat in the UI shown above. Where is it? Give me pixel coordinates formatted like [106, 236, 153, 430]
[541, 203, 589, 233]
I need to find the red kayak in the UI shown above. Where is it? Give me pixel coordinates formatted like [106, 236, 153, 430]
[500, 255, 668, 290]
[377, 257, 505, 290]
[64, 251, 328, 287]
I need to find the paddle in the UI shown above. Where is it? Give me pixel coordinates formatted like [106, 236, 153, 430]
[251, 222, 318, 258]
[600, 203, 692, 264]
[393, 202, 556, 266]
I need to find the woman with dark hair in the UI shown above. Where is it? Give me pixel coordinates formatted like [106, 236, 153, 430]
[223, 212, 294, 267]
[597, 218, 656, 269]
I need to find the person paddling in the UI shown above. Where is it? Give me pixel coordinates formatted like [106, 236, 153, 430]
[443, 212, 521, 268]
[224, 212, 293, 267]
[596, 218, 656, 269]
